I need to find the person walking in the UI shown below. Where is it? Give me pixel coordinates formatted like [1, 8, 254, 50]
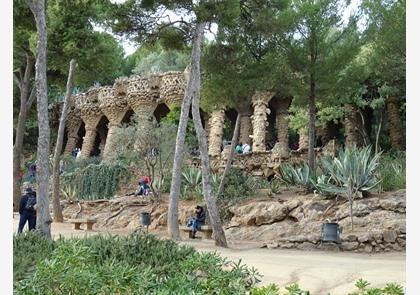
[18, 186, 37, 233]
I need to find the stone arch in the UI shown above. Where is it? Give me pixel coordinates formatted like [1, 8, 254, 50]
[224, 108, 238, 142]
[76, 122, 86, 149]
[266, 102, 277, 150]
[154, 103, 170, 123]
[91, 116, 109, 157]
[121, 108, 135, 125]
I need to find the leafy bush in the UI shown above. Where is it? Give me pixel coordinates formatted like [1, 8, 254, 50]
[15, 233, 262, 294]
[377, 152, 406, 192]
[219, 168, 256, 203]
[13, 231, 56, 287]
[61, 162, 130, 200]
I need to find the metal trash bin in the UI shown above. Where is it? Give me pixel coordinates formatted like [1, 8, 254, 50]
[141, 212, 151, 230]
[322, 222, 340, 243]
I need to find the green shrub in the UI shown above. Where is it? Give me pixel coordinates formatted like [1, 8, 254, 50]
[61, 162, 130, 200]
[251, 283, 281, 295]
[15, 233, 262, 294]
[13, 231, 56, 287]
[220, 168, 256, 203]
[377, 152, 406, 192]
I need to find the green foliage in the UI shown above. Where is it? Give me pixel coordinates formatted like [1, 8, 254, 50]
[315, 146, 381, 197]
[61, 162, 129, 200]
[348, 278, 404, 295]
[278, 163, 314, 192]
[15, 233, 261, 294]
[181, 167, 203, 200]
[219, 168, 257, 204]
[251, 283, 281, 295]
[133, 48, 189, 76]
[377, 152, 406, 192]
[13, 231, 56, 287]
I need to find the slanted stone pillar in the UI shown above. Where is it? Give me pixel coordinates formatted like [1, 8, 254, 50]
[237, 107, 252, 145]
[208, 108, 225, 156]
[344, 104, 364, 147]
[64, 95, 82, 155]
[99, 85, 129, 160]
[127, 75, 159, 135]
[298, 128, 309, 151]
[271, 96, 292, 158]
[386, 97, 404, 150]
[160, 71, 186, 109]
[251, 91, 275, 152]
[77, 88, 103, 158]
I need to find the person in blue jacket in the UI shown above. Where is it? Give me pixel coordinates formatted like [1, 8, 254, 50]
[18, 187, 37, 233]
[187, 205, 206, 239]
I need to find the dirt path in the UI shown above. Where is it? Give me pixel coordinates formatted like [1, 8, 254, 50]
[13, 214, 405, 294]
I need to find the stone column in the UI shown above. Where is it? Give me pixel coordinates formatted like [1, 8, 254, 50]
[64, 96, 82, 155]
[64, 127, 80, 155]
[298, 128, 309, 151]
[80, 124, 99, 158]
[160, 71, 186, 109]
[386, 98, 404, 150]
[77, 89, 103, 158]
[99, 85, 129, 160]
[251, 91, 275, 152]
[271, 96, 292, 157]
[344, 104, 364, 147]
[127, 75, 159, 136]
[239, 111, 252, 145]
[208, 109, 225, 156]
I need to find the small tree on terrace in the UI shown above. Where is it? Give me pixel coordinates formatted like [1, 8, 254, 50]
[316, 146, 381, 230]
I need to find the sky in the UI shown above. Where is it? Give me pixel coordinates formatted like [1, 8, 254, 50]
[100, 0, 363, 56]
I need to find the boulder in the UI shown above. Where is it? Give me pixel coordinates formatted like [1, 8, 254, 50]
[297, 242, 317, 251]
[383, 230, 398, 243]
[364, 244, 373, 253]
[341, 242, 359, 251]
[357, 233, 372, 243]
[230, 201, 289, 226]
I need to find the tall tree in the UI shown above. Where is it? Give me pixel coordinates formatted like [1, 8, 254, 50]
[279, 0, 360, 172]
[104, 0, 239, 246]
[361, 0, 405, 150]
[27, 0, 52, 237]
[52, 59, 76, 223]
[13, 0, 37, 212]
[13, 55, 36, 212]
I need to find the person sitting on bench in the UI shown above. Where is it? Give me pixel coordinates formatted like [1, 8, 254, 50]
[187, 205, 206, 239]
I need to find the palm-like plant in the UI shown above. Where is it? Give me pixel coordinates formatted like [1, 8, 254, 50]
[316, 146, 382, 230]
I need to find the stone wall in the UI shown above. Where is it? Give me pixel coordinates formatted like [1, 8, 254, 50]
[226, 190, 406, 252]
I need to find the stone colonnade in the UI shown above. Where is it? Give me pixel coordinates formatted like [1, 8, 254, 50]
[65, 71, 186, 160]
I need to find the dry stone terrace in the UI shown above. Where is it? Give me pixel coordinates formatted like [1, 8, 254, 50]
[62, 70, 347, 175]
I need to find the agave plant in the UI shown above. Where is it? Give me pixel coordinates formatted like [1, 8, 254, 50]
[278, 163, 314, 192]
[315, 146, 381, 230]
[60, 184, 77, 202]
[181, 168, 202, 199]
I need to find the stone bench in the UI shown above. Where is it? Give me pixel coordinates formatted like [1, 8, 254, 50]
[180, 225, 213, 239]
[68, 218, 97, 231]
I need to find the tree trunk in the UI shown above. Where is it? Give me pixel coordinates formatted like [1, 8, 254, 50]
[167, 23, 205, 240]
[308, 77, 316, 173]
[28, 0, 52, 238]
[52, 59, 76, 223]
[190, 23, 228, 248]
[375, 108, 384, 154]
[386, 98, 403, 150]
[218, 113, 241, 196]
[13, 55, 35, 211]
